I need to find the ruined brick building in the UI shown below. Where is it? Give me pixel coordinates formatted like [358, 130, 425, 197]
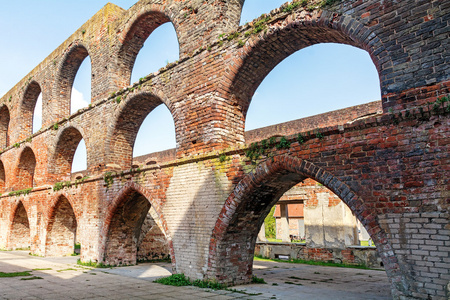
[0, 0, 449, 299]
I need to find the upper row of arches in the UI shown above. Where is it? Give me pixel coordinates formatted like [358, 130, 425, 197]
[1, 0, 381, 167]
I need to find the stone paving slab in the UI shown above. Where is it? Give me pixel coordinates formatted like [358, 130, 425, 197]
[0, 251, 391, 299]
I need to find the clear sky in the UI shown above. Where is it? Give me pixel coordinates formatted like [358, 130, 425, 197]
[0, 0, 380, 172]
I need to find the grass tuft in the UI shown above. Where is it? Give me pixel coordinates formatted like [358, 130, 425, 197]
[155, 273, 266, 291]
[0, 271, 32, 278]
[20, 276, 43, 280]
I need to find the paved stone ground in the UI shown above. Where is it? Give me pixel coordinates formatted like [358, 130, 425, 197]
[0, 251, 391, 299]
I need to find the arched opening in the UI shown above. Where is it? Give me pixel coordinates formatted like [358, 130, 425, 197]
[32, 93, 42, 133]
[16, 147, 36, 190]
[130, 22, 179, 84]
[0, 105, 10, 148]
[133, 104, 176, 158]
[109, 93, 175, 169]
[21, 81, 41, 137]
[9, 201, 30, 250]
[117, 11, 179, 87]
[209, 157, 395, 293]
[244, 43, 381, 131]
[229, 7, 386, 139]
[52, 127, 86, 180]
[45, 196, 77, 256]
[104, 190, 170, 266]
[72, 139, 87, 174]
[0, 160, 5, 193]
[71, 56, 91, 114]
[257, 178, 379, 266]
[56, 44, 90, 118]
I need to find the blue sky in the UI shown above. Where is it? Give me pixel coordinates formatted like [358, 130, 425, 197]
[0, 0, 380, 172]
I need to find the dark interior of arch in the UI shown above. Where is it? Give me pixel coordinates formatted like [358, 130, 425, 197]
[0, 160, 5, 192]
[58, 45, 89, 116]
[104, 191, 150, 265]
[9, 201, 30, 250]
[117, 11, 172, 86]
[17, 147, 36, 190]
[53, 127, 84, 178]
[22, 81, 41, 136]
[231, 26, 359, 115]
[111, 93, 165, 168]
[46, 196, 77, 256]
[0, 105, 10, 148]
[103, 191, 169, 265]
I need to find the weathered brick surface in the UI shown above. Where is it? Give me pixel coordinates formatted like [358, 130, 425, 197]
[0, 1, 448, 299]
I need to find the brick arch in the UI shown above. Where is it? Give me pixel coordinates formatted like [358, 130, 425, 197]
[0, 104, 10, 148]
[16, 146, 37, 190]
[44, 195, 78, 256]
[8, 200, 31, 250]
[207, 155, 407, 292]
[46, 192, 82, 222]
[50, 125, 87, 180]
[100, 182, 174, 267]
[114, 5, 179, 88]
[0, 159, 5, 193]
[19, 80, 42, 138]
[228, 10, 387, 126]
[55, 42, 90, 119]
[105, 91, 175, 169]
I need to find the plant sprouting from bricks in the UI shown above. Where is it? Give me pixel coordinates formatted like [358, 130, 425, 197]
[219, 153, 228, 163]
[103, 172, 114, 188]
[276, 136, 291, 149]
[245, 136, 292, 163]
[283, 1, 301, 12]
[9, 188, 32, 197]
[316, 130, 324, 140]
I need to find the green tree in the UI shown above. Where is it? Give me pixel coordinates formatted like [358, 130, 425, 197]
[264, 205, 276, 238]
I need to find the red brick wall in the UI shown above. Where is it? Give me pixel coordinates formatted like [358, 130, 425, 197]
[0, 1, 448, 299]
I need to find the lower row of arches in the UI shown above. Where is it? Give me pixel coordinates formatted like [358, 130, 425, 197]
[6, 191, 170, 263]
[4, 157, 397, 294]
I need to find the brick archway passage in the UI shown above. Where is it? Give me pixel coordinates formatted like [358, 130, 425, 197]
[45, 195, 77, 256]
[207, 156, 404, 289]
[8, 201, 31, 250]
[100, 183, 172, 267]
[0, 1, 448, 299]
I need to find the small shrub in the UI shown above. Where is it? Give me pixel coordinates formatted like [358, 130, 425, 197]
[251, 275, 266, 284]
[219, 154, 228, 163]
[9, 188, 32, 197]
[154, 274, 191, 286]
[283, 1, 301, 12]
[227, 31, 240, 41]
[53, 123, 59, 130]
[276, 136, 291, 149]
